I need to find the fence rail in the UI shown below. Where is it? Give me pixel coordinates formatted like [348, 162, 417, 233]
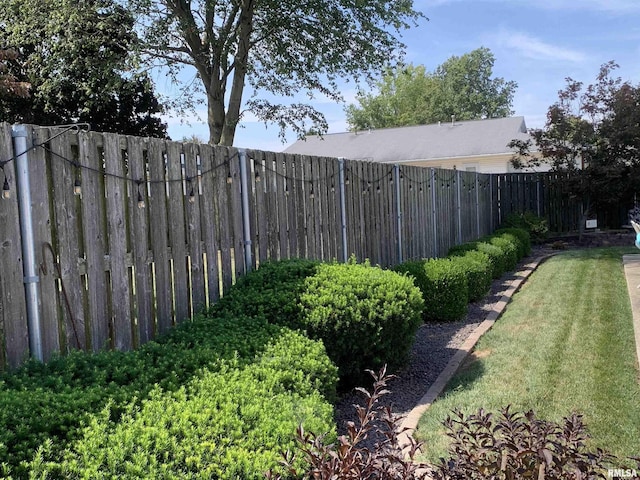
[0, 123, 575, 369]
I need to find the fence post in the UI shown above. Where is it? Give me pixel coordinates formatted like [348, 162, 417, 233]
[430, 168, 438, 257]
[238, 149, 253, 272]
[456, 169, 462, 244]
[536, 176, 541, 217]
[338, 157, 348, 262]
[393, 164, 403, 264]
[475, 173, 480, 237]
[12, 124, 43, 362]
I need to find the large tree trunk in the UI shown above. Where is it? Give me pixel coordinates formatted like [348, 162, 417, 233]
[219, 0, 254, 146]
[207, 95, 226, 145]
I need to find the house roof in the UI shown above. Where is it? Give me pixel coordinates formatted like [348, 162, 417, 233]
[283, 116, 531, 163]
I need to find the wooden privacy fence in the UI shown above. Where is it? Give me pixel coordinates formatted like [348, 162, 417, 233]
[3, 122, 564, 369]
[495, 172, 581, 232]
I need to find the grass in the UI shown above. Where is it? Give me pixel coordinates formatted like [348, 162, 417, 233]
[415, 247, 640, 463]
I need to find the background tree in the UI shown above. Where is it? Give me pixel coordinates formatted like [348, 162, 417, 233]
[0, 49, 29, 100]
[509, 62, 640, 229]
[0, 0, 168, 138]
[128, 0, 424, 146]
[345, 47, 516, 130]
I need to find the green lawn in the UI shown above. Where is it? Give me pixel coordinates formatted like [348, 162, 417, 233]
[416, 247, 640, 463]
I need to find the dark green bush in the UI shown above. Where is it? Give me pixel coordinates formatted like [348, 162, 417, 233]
[502, 211, 549, 244]
[29, 331, 337, 480]
[395, 258, 468, 322]
[298, 261, 424, 388]
[209, 258, 320, 326]
[449, 251, 492, 302]
[449, 241, 506, 279]
[0, 314, 333, 476]
[494, 227, 531, 258]
[486, 235, 518, 271]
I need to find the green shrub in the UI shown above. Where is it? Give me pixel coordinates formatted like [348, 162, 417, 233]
[487, 235, 519, 271]
[502, 211, 549, 244]
[0, 314, 311, 475]
[449, 242, 506, 279]
[298, 261, 424, 388]
[449, 251, 492, 302]
[395, 258, 468, 322]
[30, 331, 337, 480]
[209, 258, 320, 327]
[494, 227, 531, 258]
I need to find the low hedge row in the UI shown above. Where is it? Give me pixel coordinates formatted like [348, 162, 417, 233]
[211, 258, 424, 389]
[0, 314, 338, 478]
[396, 227, 531, 322]
[394, 259, 468, 322]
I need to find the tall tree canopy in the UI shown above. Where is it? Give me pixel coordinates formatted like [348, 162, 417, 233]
[345, 47, 517, 130]
[0, 0, 167, 138]
[509, 62, 640, 228]
[0, 49, 29, 100]
[128, 0, 425, 145]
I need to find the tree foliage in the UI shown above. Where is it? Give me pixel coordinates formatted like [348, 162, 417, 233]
[509, 61, 640, 228]
[128, 0, 425, 145]
[345, 47, 517, 130]
[0, 49, 29, 100]
[0, 0, 168, 138]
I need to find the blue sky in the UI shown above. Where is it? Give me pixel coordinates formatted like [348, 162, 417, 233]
[162, 0, 640, 152]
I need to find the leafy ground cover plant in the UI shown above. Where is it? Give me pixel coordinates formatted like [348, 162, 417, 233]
[395, 258, 468, 322]
[0, 314, 316, 476]
[267, 366, 432, 480]
[29, 330, 337, 479]
[431, 407, 616, 480]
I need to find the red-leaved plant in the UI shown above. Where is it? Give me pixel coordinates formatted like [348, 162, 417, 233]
[266, 366, 431, 479]
[432, 407, 618, 480]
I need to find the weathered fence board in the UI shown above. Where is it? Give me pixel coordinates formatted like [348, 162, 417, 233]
[126, 135, 154, 346]
[184, 142, 206, 314]
[30, 127, 61, 358]
[81, 131, 110, 351]
[49, 131, 86, 351]
[147, 138, 173, 335]
[198, 143, 222, 304]
[0, 124, 29, 369]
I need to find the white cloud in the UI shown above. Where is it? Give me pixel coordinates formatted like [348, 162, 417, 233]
[491, 29, 586, 63]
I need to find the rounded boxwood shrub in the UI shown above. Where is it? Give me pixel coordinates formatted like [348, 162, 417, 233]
[477, 242, 509, 278]
[495, 227, 531, 258]
[450, 242, 506, 279]
[395, 258, 468, 323]
[30, 331, 337, 480]
[487, 235, 518, 271]
[449, 250, 492, 302]
[297, 260, 424, 388]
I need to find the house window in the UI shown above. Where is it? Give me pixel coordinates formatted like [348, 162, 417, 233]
[463, 164, 477, 172]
